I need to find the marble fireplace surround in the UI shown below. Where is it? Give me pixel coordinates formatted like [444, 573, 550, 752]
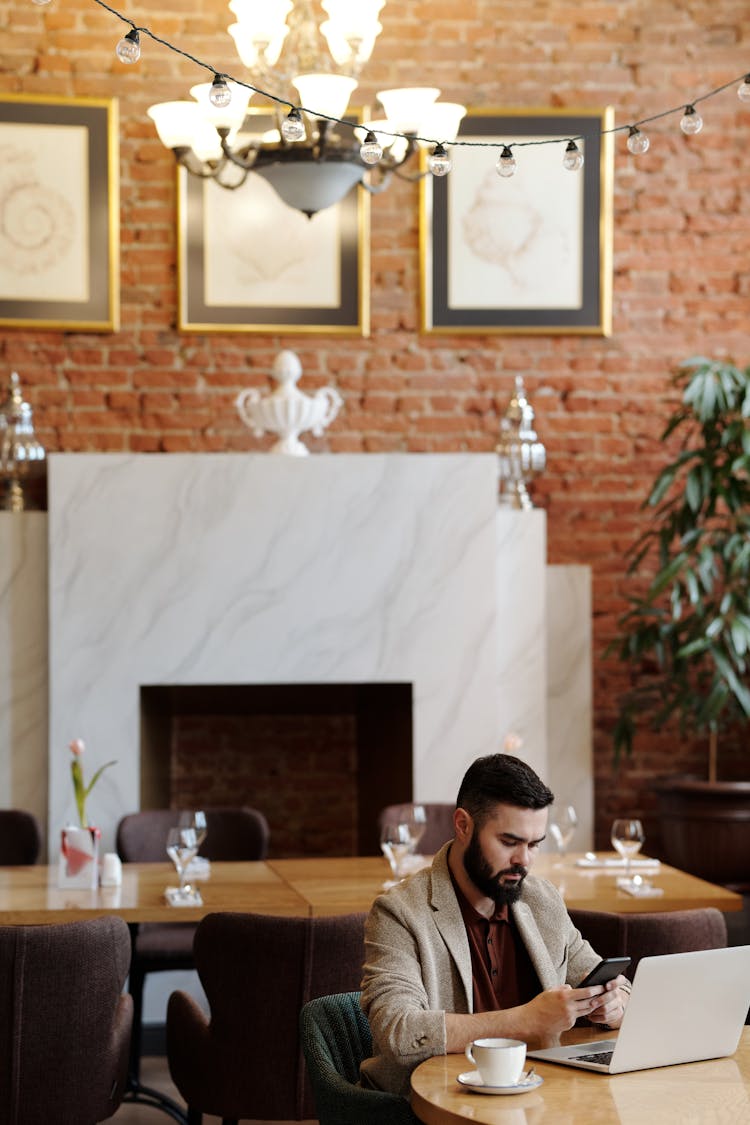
[4, 452, 592, 856]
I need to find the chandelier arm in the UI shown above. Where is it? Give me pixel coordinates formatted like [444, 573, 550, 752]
[392, 164, 430, 183]
[173, 147, 226, 179]
[360, 167, 394, 194]
[213, 164, 252, 190]
[219, 134, 260, 173]
[377, 135, 425, 182]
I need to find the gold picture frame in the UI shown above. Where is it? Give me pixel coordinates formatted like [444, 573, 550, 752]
[177, 112, 370, 335]
[0, 94, 119, 332]
[420, 107, 614, 335]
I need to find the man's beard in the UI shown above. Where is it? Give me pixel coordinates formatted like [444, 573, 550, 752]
[463, 827, 527, 906]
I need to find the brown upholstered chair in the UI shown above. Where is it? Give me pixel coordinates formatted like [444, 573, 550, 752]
[166, 910, 367, 1124]
[0, 916, 133, 1125]
[116, 806, 270, 1079]
[0, 809, 42, 865]
[569, 906, 728, 980]
[377, 802, 455, 855]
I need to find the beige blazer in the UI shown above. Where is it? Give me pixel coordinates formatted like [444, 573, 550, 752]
[360, 842, 599, 1095]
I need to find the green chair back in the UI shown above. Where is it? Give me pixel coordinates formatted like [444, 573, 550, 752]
[299, 991, 417, 1125]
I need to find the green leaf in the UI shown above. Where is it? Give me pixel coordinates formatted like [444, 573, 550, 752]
[713, 651, 750, 715]
[685, 468, 702, 512]
[676, 637, 711, 658]
[83, 760, 117, 800]
[705, 616, 724, 639]
[731, 621, 749, 656]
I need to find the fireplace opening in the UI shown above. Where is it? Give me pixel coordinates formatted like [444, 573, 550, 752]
[140, 683, 413, 857]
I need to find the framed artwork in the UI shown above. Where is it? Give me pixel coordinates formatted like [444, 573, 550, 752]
[177, 113, 370, 335]
[0, 94, 119, 332]
[420, 107, 614, 335]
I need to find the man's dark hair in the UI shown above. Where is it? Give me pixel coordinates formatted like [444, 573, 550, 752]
[456, 753, 554, 826]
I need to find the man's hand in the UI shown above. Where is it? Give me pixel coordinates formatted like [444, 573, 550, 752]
[522, 983, 615, 1045]
[585, 974, 630, 1029]
[444, 976, 631, 1053]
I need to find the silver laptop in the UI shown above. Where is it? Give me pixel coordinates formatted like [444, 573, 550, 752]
[528, 945, 750, 1074]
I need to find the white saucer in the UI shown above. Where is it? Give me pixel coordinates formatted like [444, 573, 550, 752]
[457, 1070, 544, 1095]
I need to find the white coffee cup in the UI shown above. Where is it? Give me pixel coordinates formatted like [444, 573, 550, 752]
[100, 852, 122, 887]
[465, 1037, 526, 1086]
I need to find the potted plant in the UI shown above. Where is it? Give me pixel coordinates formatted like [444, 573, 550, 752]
[612, 355, 750, 888]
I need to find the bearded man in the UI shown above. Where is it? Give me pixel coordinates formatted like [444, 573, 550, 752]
[359, 753, 630, 1096]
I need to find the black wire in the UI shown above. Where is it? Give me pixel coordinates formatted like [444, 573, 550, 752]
[90, 0, 750, 154]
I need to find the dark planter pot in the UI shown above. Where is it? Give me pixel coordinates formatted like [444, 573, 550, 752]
[653, 778, 750, 891]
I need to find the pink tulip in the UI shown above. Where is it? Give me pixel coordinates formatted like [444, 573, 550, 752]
[69, 738, 85, 756]
[503, 731, 524, 753]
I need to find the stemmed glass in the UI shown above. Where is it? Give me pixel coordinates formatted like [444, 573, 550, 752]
[380, 821, 414, 884]
[405, 804, 427, 854]
[178, 810, 207, 853]
[611, 818, 645, 885]
[166, 826, 199, 901]
[548, 804, 578, 858]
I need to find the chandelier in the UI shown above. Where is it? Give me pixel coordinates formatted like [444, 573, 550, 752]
[146, 1, 466, 217]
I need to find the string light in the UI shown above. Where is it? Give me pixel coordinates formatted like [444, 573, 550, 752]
[626, 125, 650, 155]
[679, 105, 703, 135]
[496, 145, 517, 177]
[427, 143, 452, 176]
[280, 107, 306, 143]
[562, 140, 584, 170]
[359, 130, 383, 165]
[115, 28, 141, 64]
[209, 74, 232, 109]
[35, 1, 750, 182]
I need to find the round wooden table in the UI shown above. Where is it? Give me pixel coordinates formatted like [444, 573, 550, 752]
[410, 1029, 750, 1123]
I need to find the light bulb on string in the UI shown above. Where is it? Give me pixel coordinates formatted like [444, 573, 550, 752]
[428, 143, 452, 176]
[496, 145, 517, 177]
[115, 28, 141, 64]
[359, 130, 383, 165]
[626, 126, 650, 155]
[738, 74, 750, 103]
[562, 140, 584, 171]
[209, 75, 232, 108]
[280, 107, 306, 143]
[680, 105, 703, 135]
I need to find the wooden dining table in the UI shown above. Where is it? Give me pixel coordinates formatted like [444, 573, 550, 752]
[0, 851, 742, 923]
[265, 851, 743, 917]
[410, 1026, 750, 1123]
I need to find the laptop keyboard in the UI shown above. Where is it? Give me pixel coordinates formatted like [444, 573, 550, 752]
[574, 1050, 614, 1066]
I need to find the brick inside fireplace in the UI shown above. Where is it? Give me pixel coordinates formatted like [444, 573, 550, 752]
[140, 683, 413, 857]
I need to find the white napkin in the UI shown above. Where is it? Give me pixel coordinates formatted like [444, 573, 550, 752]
[576, 855, 661, 870]
[619, 881, 664, 897]
[164, 886, 203, 907]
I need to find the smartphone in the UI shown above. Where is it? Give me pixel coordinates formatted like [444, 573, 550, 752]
[577, 956, 631, 988]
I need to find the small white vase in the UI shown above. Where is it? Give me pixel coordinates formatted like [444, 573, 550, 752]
[58, 825, 100, 889]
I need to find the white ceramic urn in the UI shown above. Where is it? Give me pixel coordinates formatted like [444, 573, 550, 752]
[235, 350, 342, 457]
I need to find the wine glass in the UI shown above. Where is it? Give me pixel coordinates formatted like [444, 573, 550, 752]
[178, 810, 207, 853]
[548, 804, 578, 857]
[380, 821, 413, 883]
[611, 818, 645, 884]
[166, 826, 199, 900]
[405, 804, 427, 854]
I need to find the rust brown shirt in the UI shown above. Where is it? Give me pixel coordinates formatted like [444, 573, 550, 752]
[451, 872, 541, 1013]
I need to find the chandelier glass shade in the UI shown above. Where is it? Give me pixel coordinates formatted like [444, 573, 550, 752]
[147, 1, 466, 216]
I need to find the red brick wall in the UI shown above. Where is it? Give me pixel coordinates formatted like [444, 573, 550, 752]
[171, 713, 359, 857]
[3, 1, 749, 850]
